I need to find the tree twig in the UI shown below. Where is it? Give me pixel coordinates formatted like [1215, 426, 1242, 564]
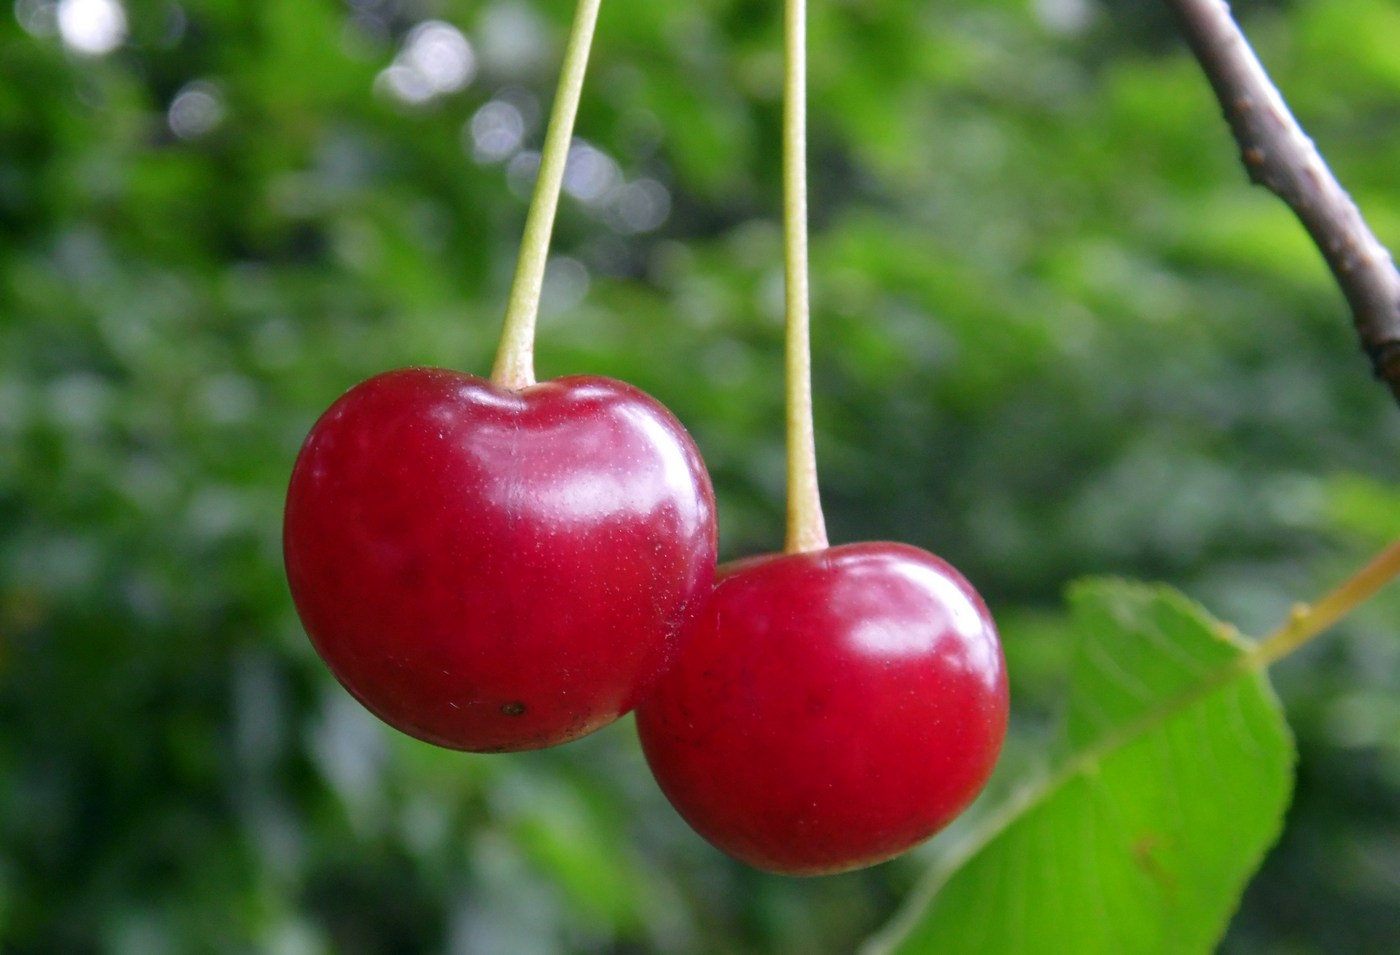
[1165, 0, 1400, 404]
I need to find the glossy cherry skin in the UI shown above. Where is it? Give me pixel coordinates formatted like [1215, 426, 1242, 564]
[636, 542, 1008, 875]
[284, 367, 717, 752]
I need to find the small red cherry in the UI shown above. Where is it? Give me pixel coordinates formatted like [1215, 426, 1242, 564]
[284, 367, 717, 752]
[636, 541, 1008, 875]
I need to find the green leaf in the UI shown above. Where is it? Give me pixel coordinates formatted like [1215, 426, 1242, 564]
[863, 581, 1295, 955]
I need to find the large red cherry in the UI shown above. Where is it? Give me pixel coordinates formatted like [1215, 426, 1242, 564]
[635, 542, 1007, 875]
[284, 367, 717, 752]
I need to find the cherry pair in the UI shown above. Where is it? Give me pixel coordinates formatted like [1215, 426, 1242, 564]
[283, 0, 1006, 877]
[283, 366, 1007, 875]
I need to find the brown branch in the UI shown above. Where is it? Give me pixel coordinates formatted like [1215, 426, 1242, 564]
[1165, 0, 1400, 404]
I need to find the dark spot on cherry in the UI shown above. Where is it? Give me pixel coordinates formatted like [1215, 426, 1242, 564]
[501, 701, 527, 716]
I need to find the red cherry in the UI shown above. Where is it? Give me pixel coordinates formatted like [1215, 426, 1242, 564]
[636, 542, 1008, 875]
[284, 367, 717, 752]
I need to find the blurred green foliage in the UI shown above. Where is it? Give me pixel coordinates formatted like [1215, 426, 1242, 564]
[2, 0, 1399, 952]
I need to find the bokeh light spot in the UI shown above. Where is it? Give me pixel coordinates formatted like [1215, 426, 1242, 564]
[562, 140, 622, 206]
[376, 20, 476, 105]
[56, 0, 126, 55]
[468, 99, 525, 164]
[167, 81, 225, 139]
[611, 178, 671, 234]
[540, 256, 589, 317]
[506, 150, 541, 199]
[15, 0, 59, 36]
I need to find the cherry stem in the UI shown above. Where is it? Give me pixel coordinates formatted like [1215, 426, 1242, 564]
[781, 0, 828, 554]
[490, 0, 603, 390]
[1250, 537, 1400, 667]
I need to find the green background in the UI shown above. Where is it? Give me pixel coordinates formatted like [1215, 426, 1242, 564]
[3, 0, 1399, 951]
